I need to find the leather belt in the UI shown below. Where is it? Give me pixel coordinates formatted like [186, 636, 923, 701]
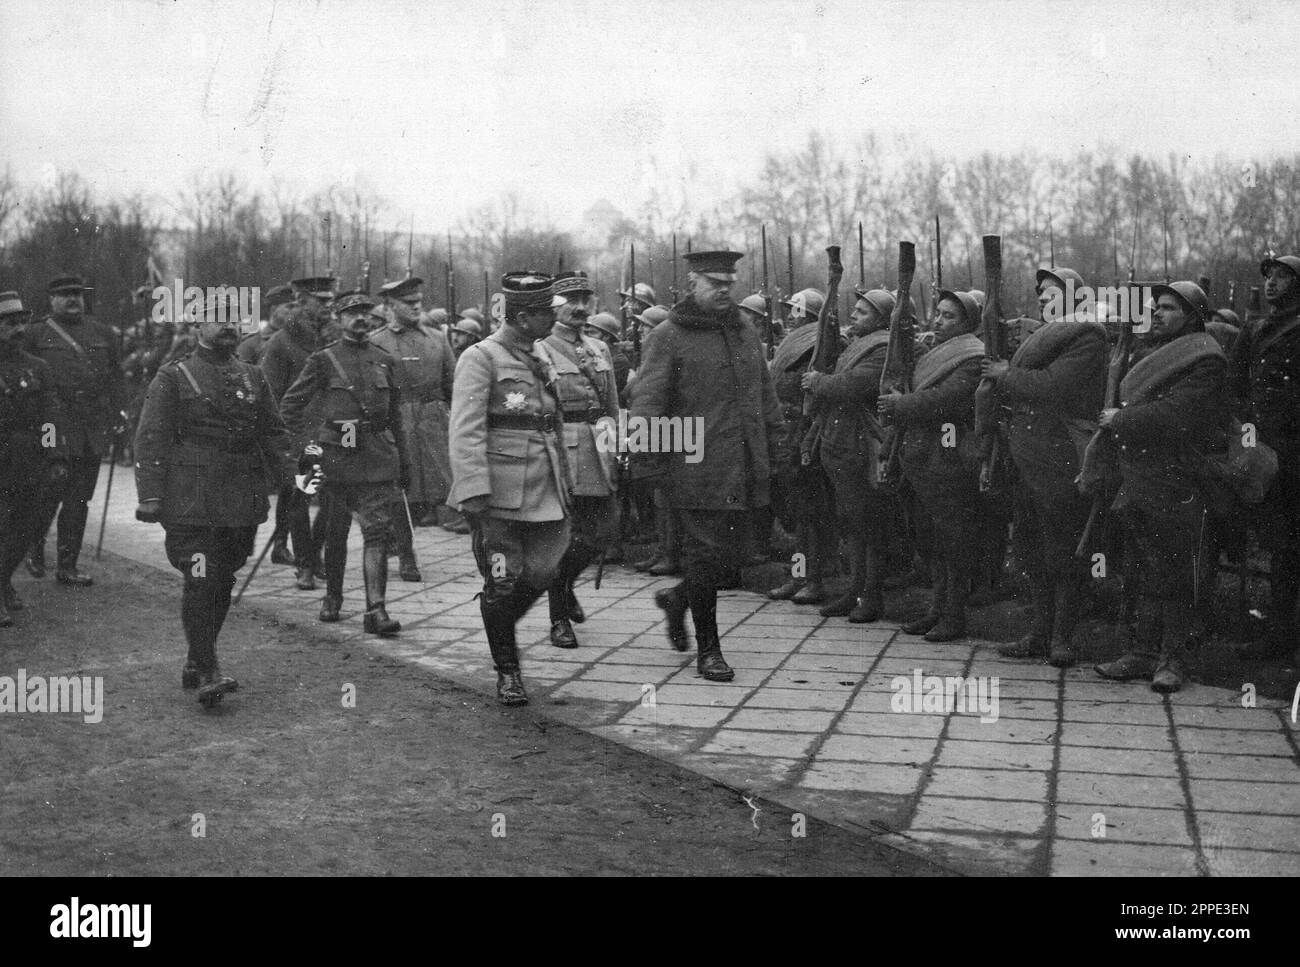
[180, 434, 258, 453]
[562, 407, 604, 424]
[488, 413, 558, 433]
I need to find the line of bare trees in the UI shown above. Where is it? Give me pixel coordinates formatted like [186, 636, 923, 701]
[1, 135, 1297, 335]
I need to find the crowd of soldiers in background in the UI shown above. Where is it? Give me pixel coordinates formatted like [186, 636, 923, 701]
[3, 236, 1298, 704]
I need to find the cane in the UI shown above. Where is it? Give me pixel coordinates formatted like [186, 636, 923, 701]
[94, 435, 119, 560]
[400, 489, 424, 582]
[232, 525, 278, 607]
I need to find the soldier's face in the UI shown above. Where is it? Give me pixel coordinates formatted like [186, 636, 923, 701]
[269, 304, 293, 330]
[1150, 295, 1188, 339]
[849, 300, 884, 335]
[581, 325, 611, 345]
[936, 298, 968, 343]
[0, 313, 28, 347]
[1264, 266, 1298, 305]
[450, 331, 473, 351]
[51, 290, 84, 319]
[340, 309, 371, 342]
[391, 294, 422, 325]
[299, 295, 332, 326]
[690, 273, 733, 313]
[558, 293, 592, 326]
[1037, 282, 1062, 320]
[198, 314, 239, 349]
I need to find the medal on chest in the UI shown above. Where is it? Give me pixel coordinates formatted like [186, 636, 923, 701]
[504, 391, 528, 412]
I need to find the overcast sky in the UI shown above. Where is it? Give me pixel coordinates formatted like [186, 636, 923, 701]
[1, 0, 1292, 233]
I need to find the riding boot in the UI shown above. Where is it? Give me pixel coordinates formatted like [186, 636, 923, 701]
[547, 564, 579, 649]
[686, 581, 733, 681]
[362, 544, 400, 636]
[654, 580, 691, 651]
[925, 559, 968, 642]
[481, 587, 528, 706]
[848, 544, 885, 623]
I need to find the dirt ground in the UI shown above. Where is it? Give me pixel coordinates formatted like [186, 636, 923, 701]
[0, 554, 953, 877]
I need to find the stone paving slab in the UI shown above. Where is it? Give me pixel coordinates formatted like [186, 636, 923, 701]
[65, 484, 1300, 877]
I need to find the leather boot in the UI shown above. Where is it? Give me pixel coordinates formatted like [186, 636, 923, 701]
[1096, 599, 1161, 680]
[902, 563, 948, 635]
[547, 574, 580, 648]
[25, 539, 46, 579]
[56, 566, 93, 586]
[398, 553, 422, 582]
[549, 617, 579, 649]
[687, 583, 733, 682]
[648, 557, 681, 576]
[481, 589, 528, 706]
[361, 544, 400, 636]
[318, 594, 342, 622]
[654, 582, 691, 651]
[768, 577, 804, 600]
[270, 533, 293, 566]
[1047, 578, 1081, 667]
[1151, 600, 1192, 693]
[1000, 579, 1054, 658]
[848, 546, 884, 623]
[822, 544, 864, 617]
[924, 562, 967, 642]
[197, 666, 239, 708]
[295, 565, 317, 591]
[181, 662, 200, 689]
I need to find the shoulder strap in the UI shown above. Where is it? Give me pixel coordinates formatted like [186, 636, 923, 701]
[175, 360, 203, 395]
[46, 319, 88, 361]
[322, 347, 353, 386]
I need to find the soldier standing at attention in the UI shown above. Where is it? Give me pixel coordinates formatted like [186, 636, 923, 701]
[371, 276, 456, 582]
[633, 251, 782, 681]
[134, 291, 295, 707]
[801, 287, 896, 622]
[23, 275, 124, 586]
[448, 272, 570, 706]
[543, 271, 620, 649]
[280, 292, 410, 636]
[0, 293, 66, 626]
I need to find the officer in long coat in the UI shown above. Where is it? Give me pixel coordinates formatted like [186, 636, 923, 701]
[448, 272, 570, 706]
[370, 276, 456, 581]
[280, 292, 410, 636]
[983, 267, 1107, 665]
[801, 287, 895, 622]
[632, 251, 783, 682]
[0, 293, 67, 627]
[24, 275, 125, 586]
[542, 272, 620, 649]
[1230, 255, 1300, 662]
[134, 291, 295, 707]
[879, 289, 985, 642]
[1095, 282, 1228, 692]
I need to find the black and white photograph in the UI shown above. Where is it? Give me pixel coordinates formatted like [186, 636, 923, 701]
[0, 0, 1295, 910]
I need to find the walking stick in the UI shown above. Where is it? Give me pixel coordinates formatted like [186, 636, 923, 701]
[94, 436, 119, 560]
[400, 489, 424, 582]
[232, 526, 278, 607]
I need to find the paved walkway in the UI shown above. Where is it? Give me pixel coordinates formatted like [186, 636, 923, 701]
[77, 482, 1300, 876]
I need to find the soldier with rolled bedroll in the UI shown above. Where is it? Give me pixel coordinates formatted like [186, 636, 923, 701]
[448, 272, 571, 706]
[133, 290, 295, 707]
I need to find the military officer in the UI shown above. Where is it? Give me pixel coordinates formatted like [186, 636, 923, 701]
[801, 287, 896, 622]
[280, 291, 410, 635]
[261, 277, 334, 583]
[134, 290, 295, 707]
[1095, 282, 1228, 691]
[540, 271, 620, 649]
[0, 293, 67, 626]
[1230, 255, 1300, 662]
[371, 276, 456, 581]
[237, 284, 295, 365]
[767, 286, 837, 605]
[448, 272, 570, 706]
[983, 267, 1107, 665]
[23, 275, 124, 586]
[633, 250, 782, 682]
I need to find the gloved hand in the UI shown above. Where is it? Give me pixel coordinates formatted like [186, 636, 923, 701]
[295, 464, 324, 495]
[135, 498, 162, 523]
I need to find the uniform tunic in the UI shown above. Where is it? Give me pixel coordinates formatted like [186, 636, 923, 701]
[0, 351, 65, 581]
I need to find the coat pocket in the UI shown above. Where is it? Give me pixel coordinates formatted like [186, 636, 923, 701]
[486, 432, 529, 510]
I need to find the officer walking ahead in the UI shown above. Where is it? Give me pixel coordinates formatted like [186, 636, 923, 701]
[134, 291, 295, 707]
[633, 250, 782, 681]
[25, 275, 125, 586]
[448, 272, 570, 706]
[280, 292, 410, 635]
[0, 293, 66, 627]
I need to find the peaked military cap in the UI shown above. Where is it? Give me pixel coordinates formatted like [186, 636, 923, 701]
[334, 291, 378, 314]
[48, 274, 92, 294]
[291, 276, 338, 299]
[553, 271, 595, 298]
[682, 250, 743, 282]
[0, 291, 31, 318]
[501, 271, 563, 315]
[264, 283, 296, 308]
[379, 276, 424, 299]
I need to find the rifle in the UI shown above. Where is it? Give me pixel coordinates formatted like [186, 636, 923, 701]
[877, 241, 916, 488]
[619, 241, 630, 346]
[857, 221, 866, 291]
[407, 215, 414, 279]
[803, 246, 844, 416]
[1048, 213, 1055, 269]
[1247, 286, 1262, 323]
[1075, 293, 1136, 557]
[483, 270, 490, 318]
[447, 231, 457, 316]
[1227, 279, 1237, 314]
[974, 235, 1006, 494]
[629, 243, 641, 367]
[670, 233, 680, 304]
[761, 225, 774, 359]
[1162, 209, 1170, 282]
[786, 236, 795, 308]
[934, 213, 943, 299]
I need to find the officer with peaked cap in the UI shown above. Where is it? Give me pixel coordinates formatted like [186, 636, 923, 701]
[632, 250, 782, 681]
[1230, 255, 1300, 662]
[767, 285, 837, 606]
[134, 289, 296, 707]
[448, 272, 570, 706]
[280, 291, 410, 635]
[540, 271, 620, 649]
[23, 275, 125, 586]
[0, 293, 66, 626]
[370, 276, 456, 580]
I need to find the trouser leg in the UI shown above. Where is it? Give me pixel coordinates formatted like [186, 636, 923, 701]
[56, 449, 100, 571]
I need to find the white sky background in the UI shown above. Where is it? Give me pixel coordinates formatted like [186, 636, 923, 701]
[0, 0, 1292, 233]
